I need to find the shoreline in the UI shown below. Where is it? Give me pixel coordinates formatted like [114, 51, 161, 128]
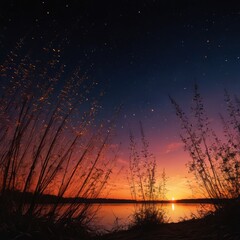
[98, 216, 240, 240]
[3, 190, 234, 204]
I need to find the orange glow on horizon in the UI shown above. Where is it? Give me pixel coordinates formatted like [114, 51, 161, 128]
[105, 146, 199, 200]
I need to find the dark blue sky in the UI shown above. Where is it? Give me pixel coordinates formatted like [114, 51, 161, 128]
[2, 0, 240, 137]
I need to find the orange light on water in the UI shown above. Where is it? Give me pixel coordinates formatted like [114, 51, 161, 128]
[171, 197, 175, 211]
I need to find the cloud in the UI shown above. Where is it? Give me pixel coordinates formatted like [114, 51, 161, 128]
[165, 142, 184, 154]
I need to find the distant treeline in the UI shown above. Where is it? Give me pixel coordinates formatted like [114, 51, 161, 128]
[2, 190, 237, 204]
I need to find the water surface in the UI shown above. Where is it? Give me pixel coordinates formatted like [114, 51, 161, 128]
[95, 203, 213, 230]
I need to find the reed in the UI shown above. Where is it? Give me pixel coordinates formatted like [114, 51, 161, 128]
[170, 85, 240, 221]
[0, 41, 115, 239]
[128, 122, 167, 229]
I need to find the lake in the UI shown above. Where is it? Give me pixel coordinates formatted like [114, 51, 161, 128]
[93, 203, 213, 230]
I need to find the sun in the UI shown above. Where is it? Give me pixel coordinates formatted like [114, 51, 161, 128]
[171, 197, 175, 201]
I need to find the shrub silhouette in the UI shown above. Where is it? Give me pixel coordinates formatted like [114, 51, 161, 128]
[128, 122, 167, 229]
[170, 85, 239, 214]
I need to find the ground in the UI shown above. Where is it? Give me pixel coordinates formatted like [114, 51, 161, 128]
[98, 217, 240, 240]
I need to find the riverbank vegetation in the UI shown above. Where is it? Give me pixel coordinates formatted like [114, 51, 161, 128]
[0, 43, 115, 239]
[128, 123, 167, 229]
[170, 85, 240, 227]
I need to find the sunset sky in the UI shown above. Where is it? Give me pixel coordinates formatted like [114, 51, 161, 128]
[1, 0, 240, 200]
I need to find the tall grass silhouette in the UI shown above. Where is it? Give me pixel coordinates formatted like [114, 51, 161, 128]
[170, 85, 239, 223]
[0, 41, 115, 239]
[128, 122, 167, 229]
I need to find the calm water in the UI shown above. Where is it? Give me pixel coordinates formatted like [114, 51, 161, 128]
[37, 202, 213, 231]
[94, 203, 213, 230]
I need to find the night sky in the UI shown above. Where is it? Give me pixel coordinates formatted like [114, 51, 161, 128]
[1, 0, 240, 199]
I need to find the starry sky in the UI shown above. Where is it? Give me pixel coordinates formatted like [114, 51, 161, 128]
[1, 0, 240, 199]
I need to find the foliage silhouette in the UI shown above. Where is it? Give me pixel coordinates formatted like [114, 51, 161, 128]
[128, 122, 167, 229]
[0, 40, 115, 239]
[170, 85, 240, 216]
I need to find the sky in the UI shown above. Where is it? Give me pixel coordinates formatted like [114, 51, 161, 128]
[1, 0, 240, 199]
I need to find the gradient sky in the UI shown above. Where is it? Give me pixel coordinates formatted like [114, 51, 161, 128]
[1, 0, 240, 199]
